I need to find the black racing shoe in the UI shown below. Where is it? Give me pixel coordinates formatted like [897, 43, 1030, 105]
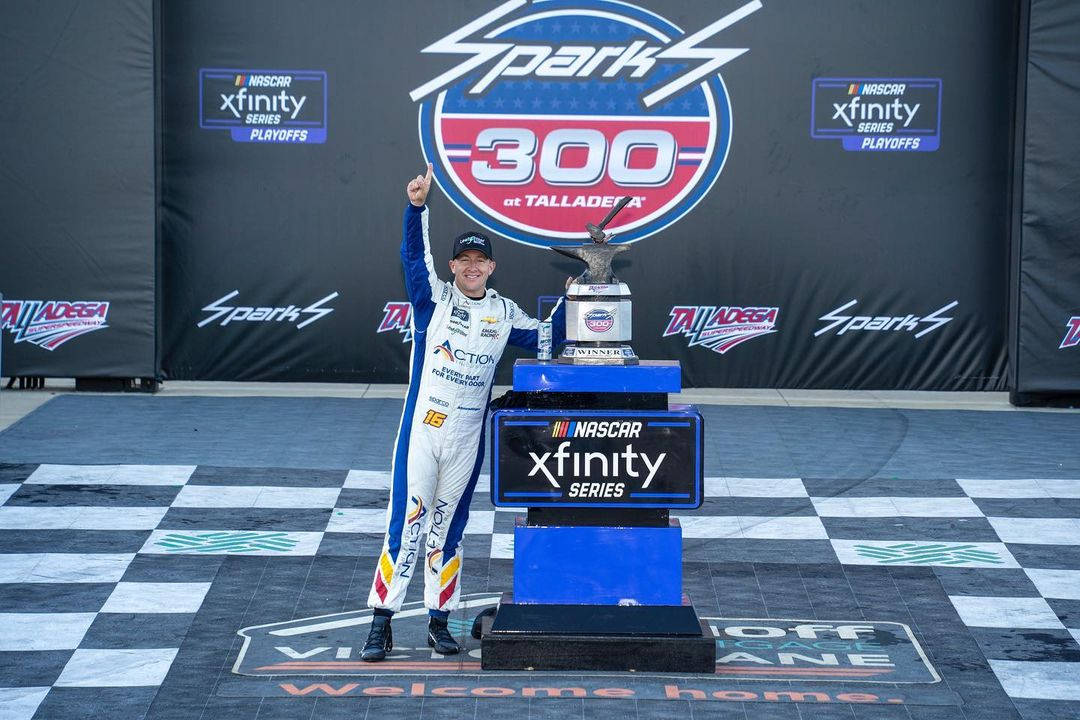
[427, 617, 460, 655]
[361, 616, 393, 662]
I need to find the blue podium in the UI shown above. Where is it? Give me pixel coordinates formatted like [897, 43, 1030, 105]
[479, 360, 714, 672]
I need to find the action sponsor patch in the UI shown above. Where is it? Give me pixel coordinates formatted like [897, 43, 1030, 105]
[811, 78, 941, 152]
[432, 339, 496, 365]
[199, 68, 327, 143]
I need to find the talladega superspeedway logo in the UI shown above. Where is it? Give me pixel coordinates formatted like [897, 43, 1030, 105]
[379, 301, 414, 343]
[664, 305, 778, 354]
[1, 299, 110, 350]
[1061, 316, 1080, 350]
[411, 0, 762, 248]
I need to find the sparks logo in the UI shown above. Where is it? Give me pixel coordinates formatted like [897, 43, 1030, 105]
[1, 299, 110, 350]
[412, 0, 761, 247]
[378, 301, 414, 343]
[664, 305, 778, 354]
[198, 291, 338, 330]
[434, 339, 455, 361]
[814, 299, 956, 339]
[1061, 316, 1080, 349]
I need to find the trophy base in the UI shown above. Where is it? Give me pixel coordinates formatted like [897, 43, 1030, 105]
[481, 593, 716, 672]
[558, 344, 639, 365]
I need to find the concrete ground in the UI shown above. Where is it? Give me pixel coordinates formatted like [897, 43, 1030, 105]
[2, 378, 1071, 434]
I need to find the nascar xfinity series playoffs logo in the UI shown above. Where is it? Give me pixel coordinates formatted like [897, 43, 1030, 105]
[1, 299, 110, 350]
[200, 69, 327, 143]
[812, 78, 941, 152]
[411, 0, 762, 247]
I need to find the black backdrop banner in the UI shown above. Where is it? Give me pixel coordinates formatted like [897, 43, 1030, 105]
[0, 0, 157, 378]
[160, 0, 1017, 389]
[1013, 0, 1080, 395]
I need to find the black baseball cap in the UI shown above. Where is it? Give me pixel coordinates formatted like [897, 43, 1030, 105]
[451, 231, 494, 260]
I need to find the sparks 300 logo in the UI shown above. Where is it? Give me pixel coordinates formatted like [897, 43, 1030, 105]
[411, 0, 761, 247]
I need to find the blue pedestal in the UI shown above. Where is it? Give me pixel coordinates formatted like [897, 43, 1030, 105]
[513, 359, 681, 393]
[482, 359, 714, 671]
[513, 518, 683, 605]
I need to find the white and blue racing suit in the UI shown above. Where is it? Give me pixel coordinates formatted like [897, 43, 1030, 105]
[369, 203, 564, 614]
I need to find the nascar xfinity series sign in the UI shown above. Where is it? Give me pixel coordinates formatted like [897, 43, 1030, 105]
[492, 408, 702, 507]
[811, 78, 942, 152]
[410, 0, 761, 247]
[199, 69, 327, 143]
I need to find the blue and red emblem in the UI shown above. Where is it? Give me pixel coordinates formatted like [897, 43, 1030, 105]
[584, 308, 615, 332]
[411, 0, 761, 247]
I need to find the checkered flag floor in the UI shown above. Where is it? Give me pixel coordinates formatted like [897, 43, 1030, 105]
[0, 461, 1079, 718]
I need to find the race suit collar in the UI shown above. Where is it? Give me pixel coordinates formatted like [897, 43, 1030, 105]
[451, 283, 495, 305]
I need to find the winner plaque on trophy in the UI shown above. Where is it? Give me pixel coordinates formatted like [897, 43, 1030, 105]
[553, 196, 638, 365]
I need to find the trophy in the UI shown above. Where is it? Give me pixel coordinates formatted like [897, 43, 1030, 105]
[552, 196, 638, 365]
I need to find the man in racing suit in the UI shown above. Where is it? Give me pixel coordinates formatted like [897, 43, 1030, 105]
[362, 164, 564, 661]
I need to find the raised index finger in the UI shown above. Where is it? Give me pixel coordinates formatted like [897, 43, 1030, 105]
[424, 162, 433, 185]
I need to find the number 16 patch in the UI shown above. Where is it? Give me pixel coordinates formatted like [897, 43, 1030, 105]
[423, 410, 447, 428]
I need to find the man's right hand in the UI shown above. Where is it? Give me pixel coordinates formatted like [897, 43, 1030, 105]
[407, 163, 433, 207]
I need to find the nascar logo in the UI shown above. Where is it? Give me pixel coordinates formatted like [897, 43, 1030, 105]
[412, 0, 761, 247]
[551, 420, 642, 438]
